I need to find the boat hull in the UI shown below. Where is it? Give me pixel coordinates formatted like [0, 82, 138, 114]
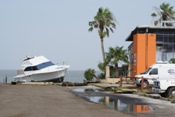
[14, 69, 67, 83]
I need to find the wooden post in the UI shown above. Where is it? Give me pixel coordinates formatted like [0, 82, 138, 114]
[141, 76, 144, 90]
[105, 66, 110, 82]
[120, 75, 122, 88]
[5, 75, 7, 84]
[132, 77, 135, 85]
[3, 75, 7, 84]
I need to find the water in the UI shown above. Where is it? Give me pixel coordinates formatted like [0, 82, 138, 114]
[72, 88, 153, 114]
[0, 70, 88, 83]
[64, 70, 85, 82]
[87, 96, 152, 113]
[0, 70, 17, 83]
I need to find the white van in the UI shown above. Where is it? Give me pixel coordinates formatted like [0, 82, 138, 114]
[152, 78, 175, 97]
[135, 61, 175, 88]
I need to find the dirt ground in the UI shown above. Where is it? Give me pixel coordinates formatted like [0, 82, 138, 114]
[0, 84, 132, 117]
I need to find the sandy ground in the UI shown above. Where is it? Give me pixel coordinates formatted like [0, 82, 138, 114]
[0, 84, 132, 117]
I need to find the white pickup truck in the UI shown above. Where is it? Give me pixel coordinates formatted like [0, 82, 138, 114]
[152, 78, 175, 97]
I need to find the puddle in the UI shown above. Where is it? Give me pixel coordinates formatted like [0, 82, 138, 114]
[72, 88, 153, 113]
[86, 96, 152, 113]
[72, 88, 100, 93]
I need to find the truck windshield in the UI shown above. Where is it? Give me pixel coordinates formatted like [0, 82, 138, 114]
[141, 68, 152, 74]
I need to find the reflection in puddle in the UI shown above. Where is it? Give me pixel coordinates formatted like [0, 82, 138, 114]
[73, 88, 153, 113]
[87, 96, 152, 113]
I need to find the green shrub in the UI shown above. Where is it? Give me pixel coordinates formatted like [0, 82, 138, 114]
[84, 68, 96, 81]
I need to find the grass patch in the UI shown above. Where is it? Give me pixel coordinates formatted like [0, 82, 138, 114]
[112, 87, 137, 93]
[137, 89, 151, 95]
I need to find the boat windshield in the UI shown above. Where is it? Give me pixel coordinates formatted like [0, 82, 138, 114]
[37, 61, 55, 69]
[24, 61, 55, 71]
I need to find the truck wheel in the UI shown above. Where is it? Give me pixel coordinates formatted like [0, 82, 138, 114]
[167, 88, 175, 98]
[160, 92, 167, 97]
[136, 84, 140, 87]
[140, 80, 149, 88]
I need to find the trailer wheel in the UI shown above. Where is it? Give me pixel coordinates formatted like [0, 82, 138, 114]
[167, 87, 175, 98]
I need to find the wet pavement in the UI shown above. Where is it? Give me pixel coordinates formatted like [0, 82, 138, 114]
[72, 86, 175, 117]
[0, 85, 133, 117]
[1, 84, 175, 117]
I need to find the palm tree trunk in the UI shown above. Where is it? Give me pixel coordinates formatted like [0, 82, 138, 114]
[100, 38, 105, 63]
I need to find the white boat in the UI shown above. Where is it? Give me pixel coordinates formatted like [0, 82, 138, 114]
[13, 56, 70, 82]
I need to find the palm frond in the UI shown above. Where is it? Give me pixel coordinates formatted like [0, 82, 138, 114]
[151, 13, 157, 17]
[88, 7, 116, 39]
[88, 27, 93, 32]
[151, 2, 175, 26]
[105, 28, 109, 37]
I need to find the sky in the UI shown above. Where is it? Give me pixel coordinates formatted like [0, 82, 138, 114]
[0, 0, 175, 71]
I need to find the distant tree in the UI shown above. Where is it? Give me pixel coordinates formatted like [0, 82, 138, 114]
[97, 61, 116, 78]
[96, 73, 105, 80]
[84, 68, 96, 81]
[88, 7, 116, 63]
[151, 2, 175, 26]
[96, 62, 106, 79]
[98, 62, 106, 72]
[106, 46, 129, 77]
[170, 58, 175, 63]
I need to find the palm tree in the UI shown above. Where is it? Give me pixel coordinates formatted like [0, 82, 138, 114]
[88, 7, 116, 63]
[97, 62, 106, 79]
[170, 58, 175, 63]
[98, 62, 106, 72]
[151, 2, 175, 26]
[84, 68, 96, 81]
[106, 46, 129, 77]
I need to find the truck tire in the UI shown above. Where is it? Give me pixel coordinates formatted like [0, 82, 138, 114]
[140, 80, 149, 88]
[160, 92, 167, 97]
[136, 84, 140, 87]
[167, 87, 175, 98]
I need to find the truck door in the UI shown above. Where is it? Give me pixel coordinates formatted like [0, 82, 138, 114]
[149, 68, 158, 84]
